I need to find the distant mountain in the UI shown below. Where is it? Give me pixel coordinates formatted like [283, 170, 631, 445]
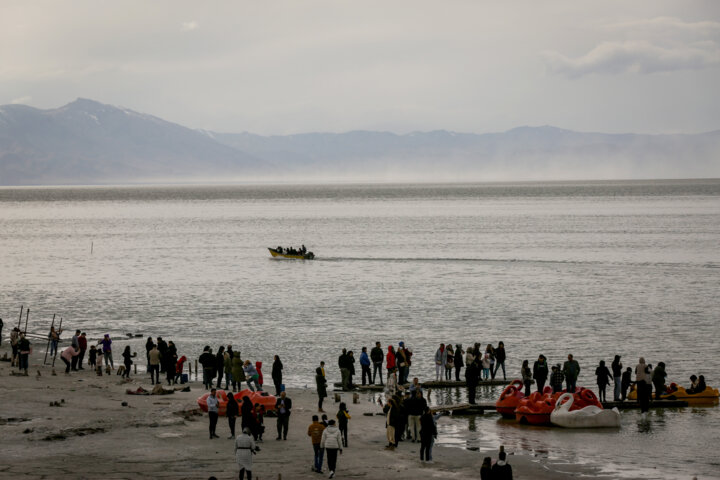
[1, 98, 719, 185]
[0, 98, 264, 185]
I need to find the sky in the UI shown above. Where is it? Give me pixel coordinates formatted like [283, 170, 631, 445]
[1, 0, 719, 136]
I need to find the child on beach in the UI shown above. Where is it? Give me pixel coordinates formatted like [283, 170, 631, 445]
[88, 345, 97, 369]
[336, 402, 351, 447]
[253, 403, 265, 441]
[96, 349, 104, 375]
[482, 353, 491, 380]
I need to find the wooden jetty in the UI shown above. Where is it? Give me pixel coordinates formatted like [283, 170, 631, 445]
[429, 399, 691, 416]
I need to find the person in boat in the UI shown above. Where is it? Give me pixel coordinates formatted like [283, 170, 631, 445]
[688, 375, 699, 393]
[301, 244, 306, 254]
[689, 375, 707, 394]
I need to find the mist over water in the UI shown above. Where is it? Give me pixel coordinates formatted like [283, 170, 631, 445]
[1, 179, 719, 478]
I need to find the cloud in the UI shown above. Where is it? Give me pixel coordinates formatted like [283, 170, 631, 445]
[544, 17, 720, 77]
[181, 21, 198, 32]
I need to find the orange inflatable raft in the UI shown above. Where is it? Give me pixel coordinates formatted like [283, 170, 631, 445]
[197, 389, 277, 416]
[515, 387, 557, 425]
[495, 379, 526, 419]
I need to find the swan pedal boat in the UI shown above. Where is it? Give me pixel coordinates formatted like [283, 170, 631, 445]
[515, 387, 604, 425]
[627, 384, 719, 405]
[197, 389, 277, 416]
[268, 248, 315, 260]
[550, 392, 621, 428]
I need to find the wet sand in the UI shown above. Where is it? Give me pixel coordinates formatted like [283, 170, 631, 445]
[0, 348, 603, 479]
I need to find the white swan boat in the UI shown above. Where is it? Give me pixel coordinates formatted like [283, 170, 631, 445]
[550, 393, 621, 428]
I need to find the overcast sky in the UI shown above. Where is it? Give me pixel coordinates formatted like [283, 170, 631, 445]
[1, 1, 719, 135]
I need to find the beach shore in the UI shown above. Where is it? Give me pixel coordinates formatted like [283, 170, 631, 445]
[0, 348, 603, 479]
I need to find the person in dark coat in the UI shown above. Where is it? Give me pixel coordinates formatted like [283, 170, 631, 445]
[419, 406, 437, 462]
[272, 355, 283, 395]
[215, 346, 225, 389]
[226, 392, 239, 439]
[533, 355, 549, 392]
[465, 358, 480, 404]
[453, 344, 464, 381]
[275, 391, 292, 440]
[621, 367, 633, 401]
[652, 362, 667, 399]
[480, 456, 493, 480]
[494, 341, 507, 380]
[316, 366, 328, 412]
[595, 360, 613, 402]
[491, 451, 513, 479]
[240, 396, 258, 440]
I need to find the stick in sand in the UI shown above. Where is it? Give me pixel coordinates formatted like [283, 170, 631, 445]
[17, 305, 23, 330]
[23, 308, 29, 335]
[51, 317, 63, 367]
[43, 314, 56, 365]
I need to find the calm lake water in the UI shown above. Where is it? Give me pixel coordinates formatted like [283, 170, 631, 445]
[1, 180, 719, 479]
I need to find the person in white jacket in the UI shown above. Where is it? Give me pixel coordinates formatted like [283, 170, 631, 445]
[320, 419, 343, 479]
[235, 427, 258, 480]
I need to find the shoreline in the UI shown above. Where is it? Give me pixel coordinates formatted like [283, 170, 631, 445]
[0, 346, 609, 479]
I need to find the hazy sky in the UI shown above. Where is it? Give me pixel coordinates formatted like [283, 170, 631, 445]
[1, 1, 719, 135]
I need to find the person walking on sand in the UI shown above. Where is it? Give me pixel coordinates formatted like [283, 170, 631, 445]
[611, 355, 623, 401]
[533, 355, 549, 392]
[316, 367, 328, 412]
[226, 392, 239, 439]
[70, 330, 81, 371]
[60, 345, 79, 374]
[336, 402, 351, 447]
[320, 419, 343, 479]
[121, 345, 134, 379]
[241, 396, 258, 440]
[491, 450, 513, 479]
[271, 355, 283, 395]
[370, 341, 384, 385]
[275, 391, 292, 440]
[359, 347, 371, 386]
[563, 354, 580, 393]
[235, 427, 258, 480]
[308, 415, 326, 473]
[207, 388, 220, 439]
[148, 344, 162, 385]
[595, 360, 613, 402]
[419, 405, 437, 463]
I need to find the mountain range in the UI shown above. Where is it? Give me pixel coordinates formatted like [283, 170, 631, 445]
[0, 98, 718, 185]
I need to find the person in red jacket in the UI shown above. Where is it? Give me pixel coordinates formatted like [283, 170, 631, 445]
[386, 345, 396, 382]
[77, 332, 88, 370]
[255, 361, 264, 388]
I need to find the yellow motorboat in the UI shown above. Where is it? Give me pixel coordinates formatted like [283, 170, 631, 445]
[268, 248, 315, 260]
[627, 384, 719, 405]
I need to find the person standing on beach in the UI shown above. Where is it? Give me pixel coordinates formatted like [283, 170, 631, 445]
[386, 346, 397, 383]
[396, 342, 409, 385]
[240, 396, 258, 440]
[145, 337, 153, 366]
[307, 415, 326, 473]
[405, 390, 423, 442]
[100, 334, 114, 369]
[70, 330, 80, 371]
[338, 349, 351, 391]
[199, 346, 215, 390]
[465, 357, 480, 404]
[370, 341, 384, 385]
[226, 392, 239, 439]
[60, 345, 79, 374]
[533, 355, 549, 392]
[48, 326, 61, 357]
[215, 346, 225, 389]
[275, 391, 292, 440]
[563, 354, 580, 393]
[207, 388, 220, 439]
[271, 355, 283, 395]
[224, 349, 234, 391]
[316, 367, 328, 412]
[17, 333, 31, 375]
[419, 405, 437, 462]
[165, 341, 178, 385]
[235, 427, 257, 480]
[320, 419, 342, 479]
[595, 360, 613, 402]
[346, 351, 356, 388]
[148, 344, 162, 385]
[494, 341, 507, 380]
[359, 347, 371, 386]
[77, 332, 87, 370]
[491, 451, 513, 479]
[611, 355, 623, 401]
[635, 357, 651, 413]
[10, 327, 20, 367]
[232, 352, 245, 391]
[121, 345, 134, 378]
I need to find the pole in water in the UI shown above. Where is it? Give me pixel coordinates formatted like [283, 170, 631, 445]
[24, 308, 29, 335]
[44, 314, 56, 365]
[17, 305, 23, 329]
[52, 317, 63, 367]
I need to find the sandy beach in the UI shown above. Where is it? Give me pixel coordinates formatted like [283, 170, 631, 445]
[0, 344, 612, 480]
